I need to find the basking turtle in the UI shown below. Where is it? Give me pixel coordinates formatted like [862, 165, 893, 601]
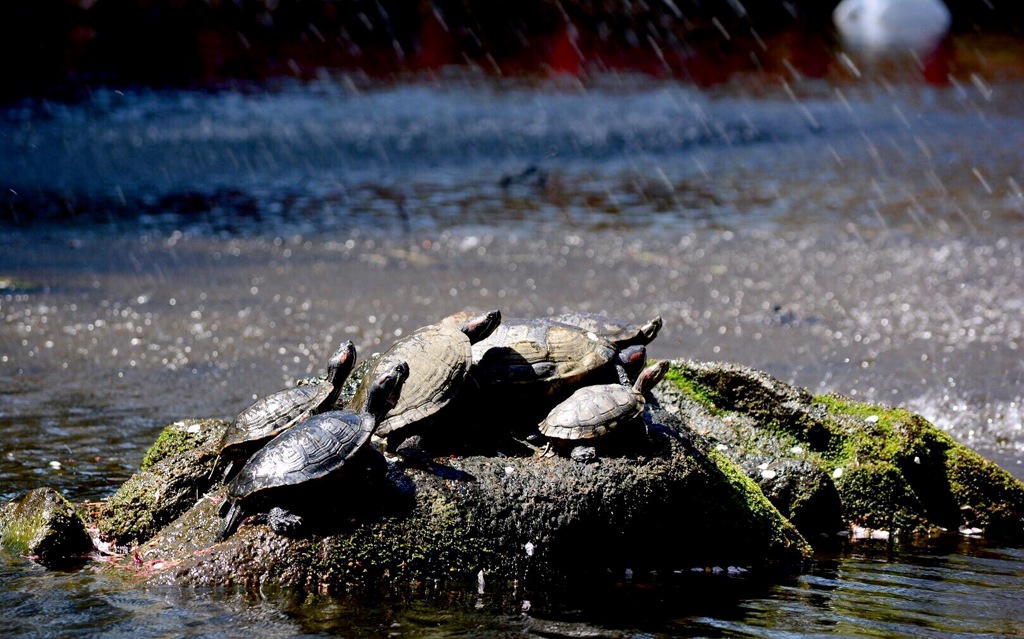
[218, 361, 409, 540]
[216, 341, 356, 478]
[470, 317, 640, 395]
[549, 312, 663, 349]
[538, 360, 670, 456]
[349, 309, 501, 449]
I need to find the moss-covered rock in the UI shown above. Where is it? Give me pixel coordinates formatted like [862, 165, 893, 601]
[820, 394, 1024, 537]
[98, 418, 228, 546]
[1, 487, 94, 567]
[140, 418, 220, 471]
[659, 360, 1024, 541]
[654, 368, 845, 540]
[133, 422, 809, 592]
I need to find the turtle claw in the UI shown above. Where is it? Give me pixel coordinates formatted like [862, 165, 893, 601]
[266, 507, 304, 536]
[570, 446, 598, 464]
[393, 435, 435, 467]
[219, 461, 236, 484]
[207, 454, 222, 481]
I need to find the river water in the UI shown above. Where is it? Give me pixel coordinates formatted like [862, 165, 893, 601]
[2, 32, 1024, 637]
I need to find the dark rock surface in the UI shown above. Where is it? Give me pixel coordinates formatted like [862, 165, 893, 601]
[136, 418, 810, 591]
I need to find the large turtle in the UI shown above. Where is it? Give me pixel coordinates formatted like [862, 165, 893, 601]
[218, 361, 409, 540]
[470, 317, 641, 395]
[349, 309, 501, 450]
[539, 360, 670, 457]
[549, 312, 663, 349]
[215, 341, 357, 478]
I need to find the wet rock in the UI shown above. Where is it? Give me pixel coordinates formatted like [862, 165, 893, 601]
[134, 422, 810, 591]
[77, 357, 1024, 591]
[97, 418, 228, 547]
[0, 487, 93, 567]
[658, 359, 1024, 542]
[651, 383, 844, 541]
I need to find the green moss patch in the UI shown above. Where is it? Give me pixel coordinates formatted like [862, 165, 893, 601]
[306, 492, 492, 587]
[659, 360, 1024, 541]
[1, 488, 93, 566]
[100, 419, 229, 546]
[945, 446, 1024, 537]
[663, 365, 726, 414]
[140, 419, 225, 471]
[704, 448, 813, 558]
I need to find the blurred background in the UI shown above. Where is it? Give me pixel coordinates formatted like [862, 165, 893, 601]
[2, 0, 1023, 100]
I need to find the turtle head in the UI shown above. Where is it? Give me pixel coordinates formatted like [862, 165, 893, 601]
[640, 316, 663, 344]
[634, 360, 670, 395]
[326, 340, 358, 386]
[365, 361, 410, 423]
[615, 345, 647, 384]
[460, 309, 501, 344]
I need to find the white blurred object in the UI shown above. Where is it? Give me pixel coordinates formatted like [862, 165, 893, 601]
[833, 0, 951, 50]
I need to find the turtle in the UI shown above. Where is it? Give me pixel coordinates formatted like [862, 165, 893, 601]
[215, 341, 357, 479]
[538, 360, 670, 457]
[548, 312, 663, 349]
[469, 317, 641, 396]
[218, 360, 409, 541]
[349, 309, 501, 450]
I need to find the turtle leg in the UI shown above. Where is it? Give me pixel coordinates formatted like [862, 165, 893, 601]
[569, 445, 598, 463]
[392, 435, 435, 467]
[506, 436, 544, 456]
[218, 500, 246, 541]
[265, 507, 304, 536]
[494, 363, 556, 383]
[207, 454, 222, 481]
[208, 456, 240, 484]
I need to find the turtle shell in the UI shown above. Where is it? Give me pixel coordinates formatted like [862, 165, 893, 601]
[220, 384, 333, 461]
[549, 312, 662, 349]
[225, 409, 375, 502]
[470, 318, 618, 394]
[539, 383, 644, 441]
[219, 341, 355, 461]
[538, 360, 670, 442]
[350, 325, 471, 438]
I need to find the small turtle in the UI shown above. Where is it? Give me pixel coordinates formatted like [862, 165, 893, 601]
[216, 341, 356, 479]
[549, 312, 663, 349]
[470, 317, 638, 395]
[218, 361, 409, 540]
[349, 309, 501, 450]
[538, 360, 670, 456]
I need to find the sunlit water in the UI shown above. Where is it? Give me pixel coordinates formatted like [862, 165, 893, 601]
[2, 36, 1024, 637]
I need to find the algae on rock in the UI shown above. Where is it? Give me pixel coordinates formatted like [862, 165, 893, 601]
[1, 487, 93, 567]
[98, 418, 228, 546]
[659, 359, 1024, 541]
